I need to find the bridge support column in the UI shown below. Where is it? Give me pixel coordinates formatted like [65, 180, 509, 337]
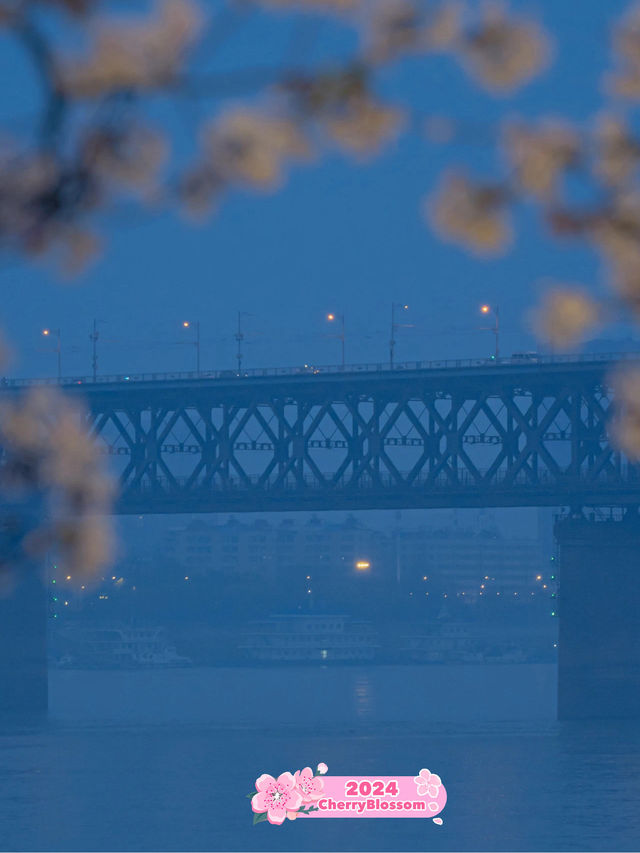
[555, 513, 640, 720]
[0, 565, 48, 713]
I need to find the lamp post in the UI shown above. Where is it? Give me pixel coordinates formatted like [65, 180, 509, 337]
[390, 303, 409, 368]
[89, 320, 99, 381]
[89, 319, 107, 381]
[235, 311, 250, 373]
[42, 328, 61, 380]
[182, 320, 201, 373]
[480, 304, 500, 359]
[327, 312, 345, 367]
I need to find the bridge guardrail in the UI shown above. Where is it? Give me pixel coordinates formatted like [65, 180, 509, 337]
[2, 350, 640, 390]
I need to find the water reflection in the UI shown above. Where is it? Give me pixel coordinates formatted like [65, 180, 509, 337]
[353, 673, 373, 720]
[46, 664, 557, 727]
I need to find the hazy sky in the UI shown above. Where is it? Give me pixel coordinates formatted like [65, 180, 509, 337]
[0, 0, 635, 381]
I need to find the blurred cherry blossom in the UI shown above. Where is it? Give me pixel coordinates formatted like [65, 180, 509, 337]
[58, 0, 203, 97]
[81, 124, 169, 196]
[0, 387, 114, 578]
[592, 192, 640, 310]
[364, 0, 463, 63]
[458, 2, 551, 94]
[204, 110, 311, 189]
[324, 98, 405, 157]
[504, 120, 579, 200]
[593, 115, 640, 186]
[611, 367, 640, 458]
[533, 288, 599, 349]
[178, 108, 312, 214]
[427, 170, 512, 255]
[259, 0, 359, 12]
[606, 3, 640, 99]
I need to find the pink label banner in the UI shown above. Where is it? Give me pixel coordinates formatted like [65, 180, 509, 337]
[249, 766, 447, 825]
[310, 775, 447, 819]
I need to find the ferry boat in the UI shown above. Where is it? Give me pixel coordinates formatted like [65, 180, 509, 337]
[401, 622, 484, 663]
[239, 613, 378, 663]
[401, 622, 528, 664]
[52, 626, 192, 669]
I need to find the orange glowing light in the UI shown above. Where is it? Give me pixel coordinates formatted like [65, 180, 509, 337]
[355, 560, 371, 570]
[327, 313, 335, 321]
[182, 321, 190, 328]
[480, 305, 490, 314]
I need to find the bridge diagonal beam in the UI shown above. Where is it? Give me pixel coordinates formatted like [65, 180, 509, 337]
[105, 410, 138, 486]
[423, 396, 459, 484]
[375, 399, 414, 485]
[451, 397, 493, 485]
[501, 392, 571, 484]
[477, 398, 512, 484]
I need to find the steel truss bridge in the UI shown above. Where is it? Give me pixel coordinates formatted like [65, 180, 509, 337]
[4, 353, 640, 513]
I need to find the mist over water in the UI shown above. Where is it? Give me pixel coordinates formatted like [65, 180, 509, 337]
[1, 665, 639, 852]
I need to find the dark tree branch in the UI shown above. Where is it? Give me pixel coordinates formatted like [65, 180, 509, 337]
[15, 11, 68, 148]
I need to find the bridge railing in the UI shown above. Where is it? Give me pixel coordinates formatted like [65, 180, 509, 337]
[3, 351, 640, 390]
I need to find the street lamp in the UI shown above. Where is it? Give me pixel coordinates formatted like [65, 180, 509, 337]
[390, 303, 409, 368]
[89, 318, 107, 381]
[42, 328, 61, 380]
[326, 312, 345, 367]
[182, 320, 201, 373]
[480, 304, 500, 359]
[235, 311, 251, 373]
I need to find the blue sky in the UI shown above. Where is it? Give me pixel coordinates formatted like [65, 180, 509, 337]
[0, 0, 635, 379]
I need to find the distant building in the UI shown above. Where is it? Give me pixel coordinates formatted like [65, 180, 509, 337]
[158, 514, 547, 600]
[394, 525, 545, 600]
[160, 514, 388, 583]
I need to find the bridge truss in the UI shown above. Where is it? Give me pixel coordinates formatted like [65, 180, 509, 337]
[5, 357, 640, 513]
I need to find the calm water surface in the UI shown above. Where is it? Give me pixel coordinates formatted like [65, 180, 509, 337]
[0, 665, 639, 851]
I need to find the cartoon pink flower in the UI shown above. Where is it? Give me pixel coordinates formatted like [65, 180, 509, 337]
[294, 767, 324, 803]
[413, 768, 442, 799]
[252, 773, 302, 825]
[317, 762, 328, 775]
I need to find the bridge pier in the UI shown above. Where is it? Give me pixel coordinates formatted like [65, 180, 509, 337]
[0, 564, 48, 714]
[555, 513, 640, 720]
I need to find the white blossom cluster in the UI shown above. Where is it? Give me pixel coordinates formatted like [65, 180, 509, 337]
[0, 386, 114, 579]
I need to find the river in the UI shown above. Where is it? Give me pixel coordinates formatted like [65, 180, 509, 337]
[0, 664, 638, 851]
